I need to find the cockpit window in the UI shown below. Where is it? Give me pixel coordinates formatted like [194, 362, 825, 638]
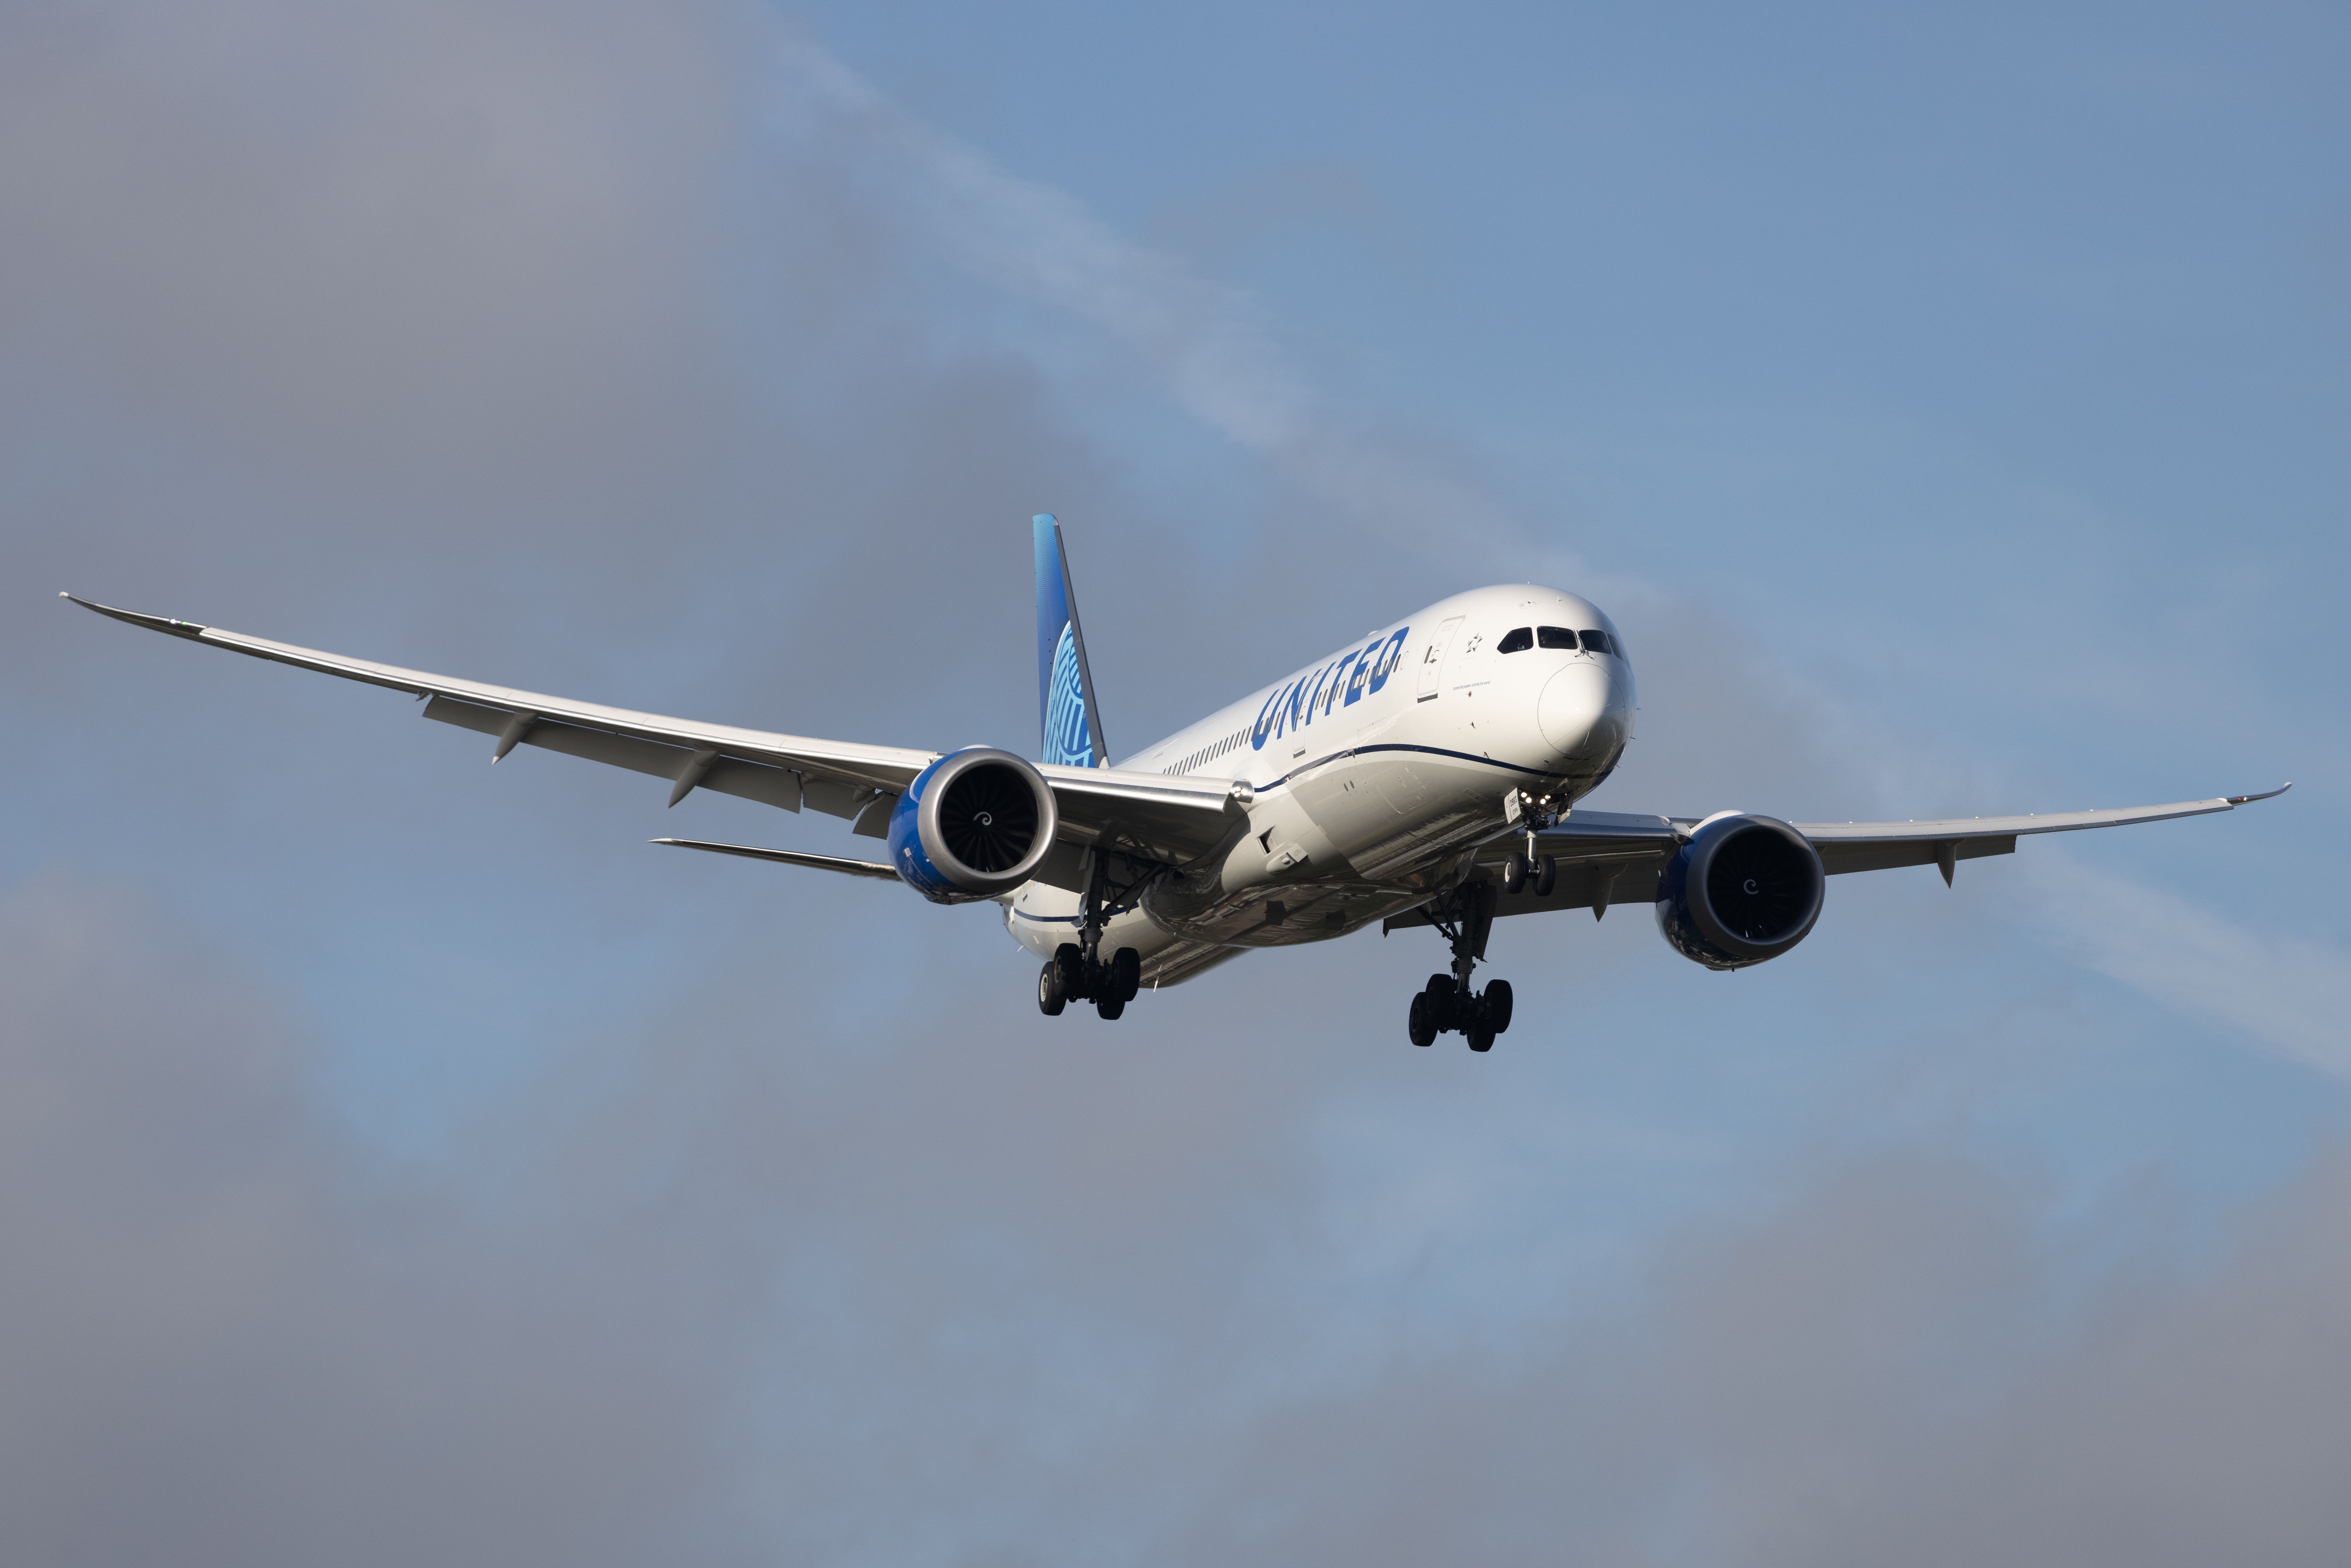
[1579, 629, 1613, 655]
[1536, 626, 1576, 650]
[1497, 627, 1534, 654]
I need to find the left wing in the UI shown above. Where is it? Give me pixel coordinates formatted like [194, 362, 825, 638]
[1793, 788, 2288, 880]
[1390, 788, 2290, 927]
[64, 594, 1240, 865]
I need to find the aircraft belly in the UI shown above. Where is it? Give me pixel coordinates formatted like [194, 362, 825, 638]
[1343, 750, 1514, 878]
[1005, 881, 1259, 986]
[1015, 733, 1550, 971]
[1289, 753, 1398, 858]
[1147, 878, 1433, 948]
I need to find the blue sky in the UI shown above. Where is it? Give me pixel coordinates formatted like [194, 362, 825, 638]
[2, 2, 2347, 1562]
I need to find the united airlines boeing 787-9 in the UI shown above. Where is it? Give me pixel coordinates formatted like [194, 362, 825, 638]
[66, 516, 2285, 1051]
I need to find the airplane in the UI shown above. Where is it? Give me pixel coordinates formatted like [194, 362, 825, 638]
[65, 515, 2286, 1051]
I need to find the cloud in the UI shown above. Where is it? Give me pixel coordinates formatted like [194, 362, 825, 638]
[2026, 847, 2351, 1081]
[10, 872, 2350, 1565]
[1151, 1147, 2351, 1568]
[768, 34, 1313, 453]
[0, 874, 758, 1568]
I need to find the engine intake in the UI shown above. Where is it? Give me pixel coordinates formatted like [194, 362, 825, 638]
[1655, 813, 1825, 970]
[886, 747, 1060, 903]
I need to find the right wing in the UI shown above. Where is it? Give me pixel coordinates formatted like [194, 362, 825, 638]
[1389, 790, 2289, 928]
[65, 594, 1241, 865]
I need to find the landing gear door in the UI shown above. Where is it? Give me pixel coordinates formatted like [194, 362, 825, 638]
[1417, 616, 1465, 702]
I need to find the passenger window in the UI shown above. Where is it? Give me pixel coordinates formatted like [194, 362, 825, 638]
[1497, 627, 1534, 654]
[1536, 626, 1575, 650]
[1579, 629, 1611, 655]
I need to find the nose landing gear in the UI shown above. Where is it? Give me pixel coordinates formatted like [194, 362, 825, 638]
[1406, 879, 1516, 1051]
[1499, 844, 1557, 899]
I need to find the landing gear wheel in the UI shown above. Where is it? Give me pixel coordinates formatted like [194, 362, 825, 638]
[1053, 944, 1086, 1003]
[1038, 961, 1067, 1016]
[1465, 1025, 1495, 1053]
[1097, 995, 1125, 1021]
[1407, 992, 1436, 1047]
[1110, 946, 1142, 1002]
[1533, 855, 1557, 898]
[1482, 978, 1513, 1035]
[1424, 974, 1457, 1032]
[1501, 852, 1529, 895]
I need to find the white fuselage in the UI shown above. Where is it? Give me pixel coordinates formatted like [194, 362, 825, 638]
[1004, 586, 1638, 985]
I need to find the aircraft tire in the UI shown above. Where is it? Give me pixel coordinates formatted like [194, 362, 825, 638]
[1466, 1025, 1495, 1053]
[1054, 944, 1087, 1001]
[1502, 853, 1528, 895]
[1408, 993, 1436, 1047]
[1483, 979, 1513, 1034]
[1110, 946, 1142, 1002]
[1424, 973, 1457, 1032]
[1097, 995, 1125, 1021]
[1038, 962, 1067, 1016]
[1533, 855, 1557, 898]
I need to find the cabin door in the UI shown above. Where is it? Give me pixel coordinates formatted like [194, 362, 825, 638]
[1416, 616, 1464, 702]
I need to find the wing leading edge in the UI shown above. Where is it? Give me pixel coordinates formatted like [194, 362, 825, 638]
[62, 594, 1241, 864]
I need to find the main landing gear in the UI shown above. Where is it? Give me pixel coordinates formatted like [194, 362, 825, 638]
[1039, 942, 1141, 1020]
[1406, 879, 1516, 1051]
[1037, 850, 1142, 1021]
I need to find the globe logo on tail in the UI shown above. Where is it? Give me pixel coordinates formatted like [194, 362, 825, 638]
[1043, 622, 1094, 767]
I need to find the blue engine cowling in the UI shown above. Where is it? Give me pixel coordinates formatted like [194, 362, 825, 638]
[887, 747, 1060, 904]
[1655, 813, 1826, 971]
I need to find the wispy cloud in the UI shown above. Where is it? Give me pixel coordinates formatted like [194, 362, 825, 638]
[763, 36, 1562, 570]
[772, 37, 1313, 453]
[2027, 848, 2351, 1081]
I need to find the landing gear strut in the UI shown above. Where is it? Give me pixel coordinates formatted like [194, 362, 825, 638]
[1037, 851, 1143, 1020]
[1406, 879, 1515, 1051]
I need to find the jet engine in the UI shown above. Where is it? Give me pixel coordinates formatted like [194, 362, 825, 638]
[1655, 813, 1825, 970]
[886, 747, 1061, 903]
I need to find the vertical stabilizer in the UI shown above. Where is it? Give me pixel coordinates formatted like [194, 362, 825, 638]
[1034, 514, 1107, 768]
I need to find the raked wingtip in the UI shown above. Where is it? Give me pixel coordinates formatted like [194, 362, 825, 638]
[60, 594, 209, 637]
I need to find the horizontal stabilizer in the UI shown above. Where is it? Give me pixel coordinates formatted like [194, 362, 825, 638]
[650, 838, 900, 880]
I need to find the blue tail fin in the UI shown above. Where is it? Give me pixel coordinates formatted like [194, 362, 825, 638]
[1034, 513, 1106, 769]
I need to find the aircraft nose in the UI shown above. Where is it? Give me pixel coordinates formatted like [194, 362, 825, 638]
[1538, 662, 1622, 760]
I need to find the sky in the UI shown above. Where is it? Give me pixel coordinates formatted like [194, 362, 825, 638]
[2, 1, 2347, 1563]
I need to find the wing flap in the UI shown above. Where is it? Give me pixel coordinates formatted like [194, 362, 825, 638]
[650, 838, 898, 879]
[423, 695, 811, 812]
[1816, 835, 2016, 876]
[1041, 766, 1247, 867]
[1523, 810, 1683, 862]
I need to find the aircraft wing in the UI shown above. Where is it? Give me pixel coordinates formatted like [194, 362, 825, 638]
[1790, 790, 2286, 877]
[1392, 789, 2289, 927]
[64, 595, 1241, 863]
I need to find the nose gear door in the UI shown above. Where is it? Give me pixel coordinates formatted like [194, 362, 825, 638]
[1417, 616, 1464, 702]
